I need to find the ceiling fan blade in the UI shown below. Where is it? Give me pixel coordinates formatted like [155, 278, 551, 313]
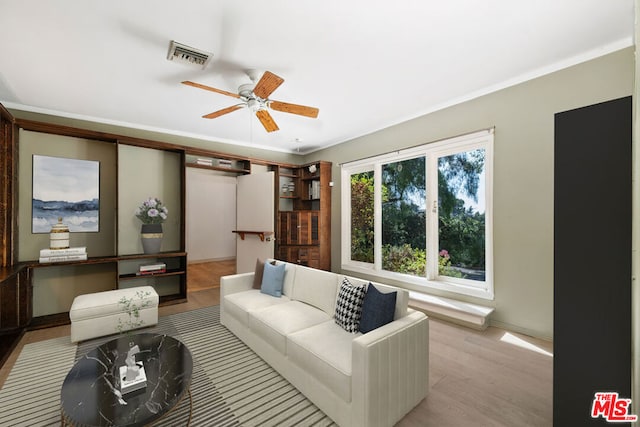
[182, 80, 241, 99]
[269, 100, 319, 118]
[255, 109, 279, 132]
[253, 71, 284, 99]
[202, 104, 244, 119]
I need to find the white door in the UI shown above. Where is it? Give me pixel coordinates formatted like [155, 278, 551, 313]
[236, 171, 275, 273]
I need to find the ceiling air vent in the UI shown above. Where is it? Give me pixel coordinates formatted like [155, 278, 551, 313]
[166, 40, 213, 69]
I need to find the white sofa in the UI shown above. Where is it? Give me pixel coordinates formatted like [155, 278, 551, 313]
[220, 261, 429, 427]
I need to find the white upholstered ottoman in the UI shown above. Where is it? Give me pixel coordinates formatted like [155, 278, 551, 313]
[69, 286, 159, 343]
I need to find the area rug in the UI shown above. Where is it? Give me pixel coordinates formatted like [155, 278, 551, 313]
[0, 305, 337, 427]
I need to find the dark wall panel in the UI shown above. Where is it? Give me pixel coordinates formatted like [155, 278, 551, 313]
[554, 96, 632, 425]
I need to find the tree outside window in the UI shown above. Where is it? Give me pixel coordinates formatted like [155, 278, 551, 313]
[342, 129, 492, 299]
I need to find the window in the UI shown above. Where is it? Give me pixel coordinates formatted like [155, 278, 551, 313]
[341, 129, 493, 299]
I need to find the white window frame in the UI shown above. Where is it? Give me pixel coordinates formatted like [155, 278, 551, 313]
[341, 129, 494, 300]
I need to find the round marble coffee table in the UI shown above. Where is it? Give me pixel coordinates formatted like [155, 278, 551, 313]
[61, 333, 193, 426]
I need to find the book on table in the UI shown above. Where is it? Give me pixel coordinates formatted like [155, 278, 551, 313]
[119, 362, 147, 394]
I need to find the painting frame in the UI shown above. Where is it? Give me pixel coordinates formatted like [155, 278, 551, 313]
[32, 154, 100, 233]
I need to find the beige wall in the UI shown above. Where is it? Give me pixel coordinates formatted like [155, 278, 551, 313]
[18, 130, 117, 260]
[117, 144, 181, 255]
[305, 47, 635, 339]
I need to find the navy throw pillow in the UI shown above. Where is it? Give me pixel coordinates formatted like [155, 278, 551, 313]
[358, 283, 397, 333]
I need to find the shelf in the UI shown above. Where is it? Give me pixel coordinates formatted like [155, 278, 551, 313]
[301, 175, 320, 181]
[186, 162, 250, 174]
[279, 195, 298, 199]
[232, 230, 274, 241]
[28, 251, 188, 267]
[119, 269, 185, 280]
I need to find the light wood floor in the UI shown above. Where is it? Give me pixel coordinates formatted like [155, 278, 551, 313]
[187, 259, 236, 292]
[0, 261, 552, 426]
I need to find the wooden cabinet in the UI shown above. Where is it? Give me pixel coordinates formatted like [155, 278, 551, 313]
[279, 211, 320, 245]
[275, 161, 331, 270]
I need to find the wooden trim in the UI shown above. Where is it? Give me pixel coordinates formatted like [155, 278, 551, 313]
[0, 110, 18, 267]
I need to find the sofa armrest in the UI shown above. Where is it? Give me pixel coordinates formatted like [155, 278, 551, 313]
[351, 310, 429, 427]
[220, 272, 255, 297]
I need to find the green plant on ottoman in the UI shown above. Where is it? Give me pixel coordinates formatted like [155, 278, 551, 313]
[117, 289, 153, 334]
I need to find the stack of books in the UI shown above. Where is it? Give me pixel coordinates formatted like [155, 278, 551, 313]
[195, 158, 213, 166]
[39, 247, 87, 263]
[137, 262, 166, 275]
[308, 180, 321, 199]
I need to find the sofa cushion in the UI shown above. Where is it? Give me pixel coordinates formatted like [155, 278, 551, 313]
[291, 265, 339, 315]
[224, 290, 290, 326]
[249, 301, 331, 354]
[359, 283, 397, 333]
[272, 259, 297, 297]
[261, 262, 286, 297]
[334, 278, 367, 333]
[288, 320, 360, 402]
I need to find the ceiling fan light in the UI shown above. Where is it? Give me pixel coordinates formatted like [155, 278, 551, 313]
[247, 99, 260, 112]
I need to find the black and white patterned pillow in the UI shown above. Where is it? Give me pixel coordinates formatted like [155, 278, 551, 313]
[334, 278, 367, 333]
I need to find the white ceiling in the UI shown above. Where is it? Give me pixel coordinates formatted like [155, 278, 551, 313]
[0, 1, 634, 154]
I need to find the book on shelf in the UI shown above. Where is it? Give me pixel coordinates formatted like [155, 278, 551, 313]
[196, 158, 213, 166]
[136, 269, 167, 276]
[39, 253, 88, 263]
[139, 262, 166, 272]
[308, 180, 320, 199]
[39, 246, 87, 257]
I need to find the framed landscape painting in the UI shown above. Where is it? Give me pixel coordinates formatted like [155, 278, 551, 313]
[32, 155, 100, 233]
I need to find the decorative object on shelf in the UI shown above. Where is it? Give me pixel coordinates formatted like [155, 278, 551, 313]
[49, 217, 70, 249]
[39, 245, 87, 263]
[308, 164, 317, 174]
[117, 289, 153, 335]
[135, 197, 168, 254]
[137, 262, 166, 275]
[140, 223, 163, 254]
[119, 344, 147, 394]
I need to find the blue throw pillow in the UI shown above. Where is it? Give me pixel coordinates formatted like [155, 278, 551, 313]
[260, 262, 285, 297]
[358, 283, 397, 333]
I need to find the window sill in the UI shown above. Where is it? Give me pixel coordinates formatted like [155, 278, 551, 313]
[409, 291, 495, 330]
[341, 263, 494, 300]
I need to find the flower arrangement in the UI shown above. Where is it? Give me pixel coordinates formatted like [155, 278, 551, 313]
[135, 197, 168, 224]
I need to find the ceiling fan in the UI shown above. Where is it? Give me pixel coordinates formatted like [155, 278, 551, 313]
[182, 70, 319, 133]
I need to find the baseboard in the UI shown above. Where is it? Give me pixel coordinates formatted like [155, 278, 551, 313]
[188, 257, 235, 264]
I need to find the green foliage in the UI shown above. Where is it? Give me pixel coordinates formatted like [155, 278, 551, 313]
[382, 158, 426, 250]
[350, 173, 375, 263]
[439, 208, 485, 268]
[382, 244, 426, 276]
[349, 149, 486, 277]
[117, 290, 152, 334]
[438, 249, 466, 278]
